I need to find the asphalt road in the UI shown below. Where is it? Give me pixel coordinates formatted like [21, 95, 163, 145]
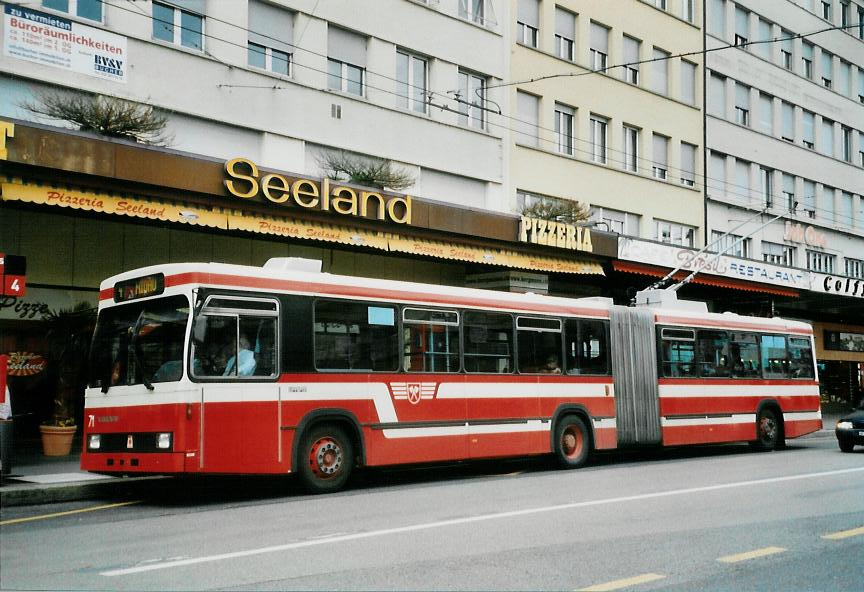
[1, 437, 862, 591]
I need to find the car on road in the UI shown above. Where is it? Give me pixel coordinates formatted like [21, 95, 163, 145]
[835, 402, 864, 453]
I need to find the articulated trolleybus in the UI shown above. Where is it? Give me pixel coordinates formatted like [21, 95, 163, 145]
[82, 258, 822, 493]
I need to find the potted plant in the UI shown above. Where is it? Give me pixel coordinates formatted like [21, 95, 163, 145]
[38, 303, 96, 456]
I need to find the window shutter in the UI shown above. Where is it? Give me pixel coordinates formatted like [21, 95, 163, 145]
[248, 0, 293, 52]
[328, 26, 367, 66]
[518, 0, 539, 27]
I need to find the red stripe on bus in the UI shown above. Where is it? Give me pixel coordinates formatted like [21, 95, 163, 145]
[659, 396, 820, 415]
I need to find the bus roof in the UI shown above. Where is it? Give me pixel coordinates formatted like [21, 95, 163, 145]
[99, 261, 812, 334]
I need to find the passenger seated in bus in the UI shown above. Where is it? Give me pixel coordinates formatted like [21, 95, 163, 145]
[541, 355, 562, 374]
[224, 336, 256, 376]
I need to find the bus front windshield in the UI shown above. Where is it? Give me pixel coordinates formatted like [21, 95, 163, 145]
[88, 295, 190, 390]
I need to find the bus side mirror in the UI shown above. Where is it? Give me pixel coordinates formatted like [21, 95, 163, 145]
[192, 317, 207, 345]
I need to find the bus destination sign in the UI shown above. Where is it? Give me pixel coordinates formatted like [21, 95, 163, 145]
[114, 273, 164, 302]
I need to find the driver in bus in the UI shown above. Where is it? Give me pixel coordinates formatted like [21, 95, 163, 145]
[223, 336, 256, 376]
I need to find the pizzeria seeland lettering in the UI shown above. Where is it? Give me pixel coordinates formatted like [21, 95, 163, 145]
[225, 157, 412, 225]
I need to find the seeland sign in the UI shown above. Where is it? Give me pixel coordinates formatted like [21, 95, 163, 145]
[224, 158, 412, 225]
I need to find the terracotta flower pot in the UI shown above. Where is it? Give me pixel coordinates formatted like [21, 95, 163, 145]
[39, 425, 77, 456]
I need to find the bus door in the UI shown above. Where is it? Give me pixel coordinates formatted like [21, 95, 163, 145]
[192, 295, 282, 473]
[609, 306, 662, 446]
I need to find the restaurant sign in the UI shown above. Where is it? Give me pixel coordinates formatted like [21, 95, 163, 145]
[518, 216, 594, 253]
[224, 158, 412, 225]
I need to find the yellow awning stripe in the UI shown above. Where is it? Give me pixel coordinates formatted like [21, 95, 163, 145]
[2, 180, 604, 276]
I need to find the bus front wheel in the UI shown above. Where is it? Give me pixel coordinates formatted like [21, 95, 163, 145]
[554, 415, 590, 469]
[298, 424, 354, 494]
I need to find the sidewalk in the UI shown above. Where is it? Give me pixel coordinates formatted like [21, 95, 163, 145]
[0, 416, 842, 508]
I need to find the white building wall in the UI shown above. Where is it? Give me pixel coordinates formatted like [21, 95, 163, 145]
[705, 0, 864, 279]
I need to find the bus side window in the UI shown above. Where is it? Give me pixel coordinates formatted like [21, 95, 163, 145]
[760, 334, 789, 378]
[463, 311, 513, 374]
[313, 300, 399, 372]
[729, 332, 760, 377]
[566, 319, 609, 375]
[696, 330, 729, 377]
[788, 337, 815, 379]
[516, 317, 562, 374]
[660, 328, 695, 377]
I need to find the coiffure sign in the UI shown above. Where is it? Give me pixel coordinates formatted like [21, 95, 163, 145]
[224, 158, 412, 225]
[811, 274, 864, 299]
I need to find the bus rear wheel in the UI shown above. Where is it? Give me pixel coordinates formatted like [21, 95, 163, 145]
[555, 415, 590, 469]
[298, 424, 354, 494]
[750, 408, 782, 452]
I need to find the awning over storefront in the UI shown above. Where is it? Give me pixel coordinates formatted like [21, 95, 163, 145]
[2, 179, 605, 276]
[613, 261, 800, 298]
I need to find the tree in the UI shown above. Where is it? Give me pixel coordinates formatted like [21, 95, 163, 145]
[520, 198, 591, 224]
[42, 302, 97, 427]
[21, 90, 171, 145]
[317, 150, 415, 191]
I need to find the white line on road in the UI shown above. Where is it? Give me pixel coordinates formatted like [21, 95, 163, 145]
[101, 466, 864, 577]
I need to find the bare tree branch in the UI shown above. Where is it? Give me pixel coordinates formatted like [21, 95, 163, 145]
[520, 198, 590, 224]
[317, 150, 415, 191]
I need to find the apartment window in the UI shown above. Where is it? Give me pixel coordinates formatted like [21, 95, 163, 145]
[681, 61, 697, 105]
[762, 241, 795, 266]
[458, 70, 488, 130]
[590, 115, 608, 164]
[860, 67, 864, 103]
[517, 0, 540, 48]
[518, 191, 571, 213]
[708, 73, 726, 118]
[840, 192, 854, 227]
[821, 0, 831, 20]
[807, 250, 835, 273]
[655, 0, 668, 10]
[735, 159, 751, 202]
[623, 36, 641, 85]
[623, 125, 639, 172]
[153, 1, 204, 50]
[682, 0, 695, 23]
[859, 6, 864, 39]
[802, 110, 815, 149]
[43, 0, 102, 21]
[781, 101, 795, 142]
[860, 133, 864, 166]
[822, 186, 835, 222]
[652, 134, 668, 180]
[756, 19, 772, 60]
[516, 91, 539, 147]
[839, 60, 852, 96]
[590, 22, 609, 71]
[821, 50, 833, 88]
[396, 51, 428, 113]
[555, 103, 575, 155]
[680, 142, 696, 187]
[758, 93, 773, 135]
[821, 118, 835, 157]
[780, 32, 793, 70]
[248, 0, 293, 76]
[783, 173, 795, 210]
[652, 47, 670, 95]
[656, 220, 696, 247]
[459, 0, 485, 24]
[555, 8, 576, 61]
[708, 152, 727, 198]
[845, 258, 864, 279]
[841, 0, 851, 26]
[801, 41, 814, 79]
[802, 180, 816, 218]
[328, 27, 367, 96]
[734, 6, 749, 47]
[734, 83, 750, 126]
[590, 207, 641, 235]
[708, 0, 726, 37]
[760, 166, 774, 207]
[711, 231, 750, 258]
[841, 126, 853, 162]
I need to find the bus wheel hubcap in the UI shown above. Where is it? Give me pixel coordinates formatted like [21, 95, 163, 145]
[310, 438, 342, 478]
[563, 427, 582, 458]
[761, 417, 776, 440]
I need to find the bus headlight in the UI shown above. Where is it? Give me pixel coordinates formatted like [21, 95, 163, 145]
[157, 433, 172, 449]
[88, 434, 101, 450]
[836, 421, 853, 430]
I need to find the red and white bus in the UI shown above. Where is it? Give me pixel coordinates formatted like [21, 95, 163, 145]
[82, 258, 822, 493]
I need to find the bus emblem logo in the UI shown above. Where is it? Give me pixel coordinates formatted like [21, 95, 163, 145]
[390, 382, 436, 405]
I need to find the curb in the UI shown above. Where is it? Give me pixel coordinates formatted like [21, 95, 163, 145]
[0, 475, 167, 507]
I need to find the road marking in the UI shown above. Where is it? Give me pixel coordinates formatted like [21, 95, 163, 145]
[822, 526, 864, 540]
[717, 546, 786, 563]
[101, 466, 864, 577]
[0, 501, 142, 526]
[577, 573, 665, 591]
